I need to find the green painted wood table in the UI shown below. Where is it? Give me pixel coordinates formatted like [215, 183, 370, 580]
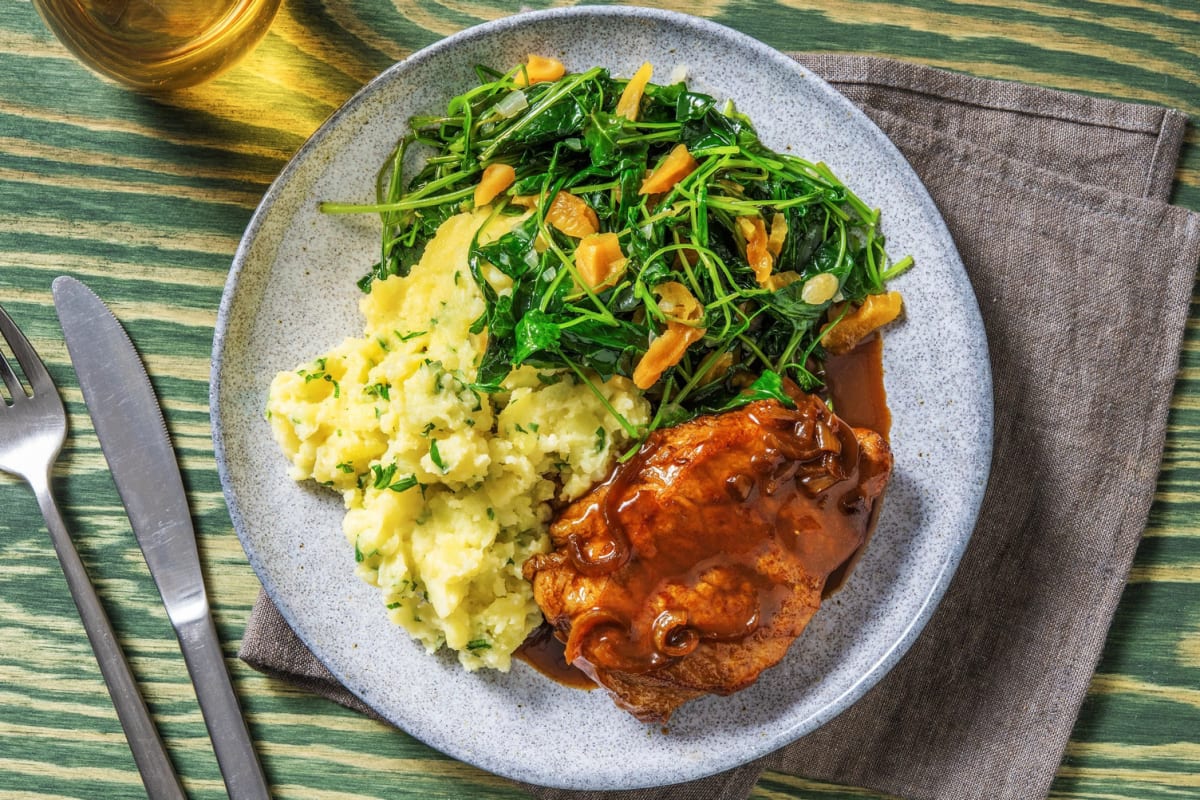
[1, 2, 1196, 798]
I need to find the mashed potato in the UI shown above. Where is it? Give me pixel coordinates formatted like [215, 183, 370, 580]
[267, 208, 649, 670]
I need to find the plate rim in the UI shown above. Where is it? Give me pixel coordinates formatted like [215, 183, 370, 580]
[211, 5, 993, 789]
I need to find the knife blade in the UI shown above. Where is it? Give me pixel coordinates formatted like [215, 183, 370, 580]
[53, 276, 271, 800]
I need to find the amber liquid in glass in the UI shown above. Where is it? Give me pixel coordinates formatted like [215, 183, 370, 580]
[33, 0, 280, 91]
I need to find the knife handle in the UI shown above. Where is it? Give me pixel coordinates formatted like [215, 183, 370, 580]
[175, 610, 271, 800]
[34, 477, 188, 800]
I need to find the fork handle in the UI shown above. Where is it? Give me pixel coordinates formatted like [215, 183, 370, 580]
[33, 474, 188, 800]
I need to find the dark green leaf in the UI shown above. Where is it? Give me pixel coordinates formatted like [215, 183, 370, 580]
[512, 308, 562, 365]
[711, 370, 795, 413]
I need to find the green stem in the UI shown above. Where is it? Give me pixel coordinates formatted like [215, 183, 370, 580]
[882, 255, 915, 281]
[320, 186, 475, 214]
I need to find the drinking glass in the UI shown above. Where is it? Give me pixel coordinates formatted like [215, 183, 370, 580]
[33, 0, 281, 91]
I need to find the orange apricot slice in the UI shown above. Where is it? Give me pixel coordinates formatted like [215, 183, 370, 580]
[633, 323, 706, 389]
[515, 55, 566, 86]
[639, 144, 699, 195]
[473, 163, 516, 207]
[821, 291, 904, 354]
[546, 191, 599, 238]
[575, 233, 626, 289]
[615, 62, 653, 121]
[735, 215, 773, 285]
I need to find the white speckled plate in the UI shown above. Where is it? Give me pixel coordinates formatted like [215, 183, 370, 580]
[212, 6, 992, 791]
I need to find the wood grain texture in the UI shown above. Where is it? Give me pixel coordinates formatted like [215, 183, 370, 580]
[0, 1, 1196, 798]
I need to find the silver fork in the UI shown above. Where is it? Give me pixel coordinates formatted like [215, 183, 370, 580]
[0, 303, 186, 800]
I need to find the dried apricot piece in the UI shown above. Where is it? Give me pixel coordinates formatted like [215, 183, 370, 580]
[473, 163, 516, 207]
[616, 62, 653, 121]
[821, 291, 904, 354]
[639, 144, 698, 195]
[735, 215, 773, 285]
[515, 55, 566, 86]
[546, 191, 599, 238]
[654, 281, 703, 323]
[767, 212, 788, 257]
[764, 271, 801, 292]
[633, 323, 706, 389]
[575, 233, 626, 289]
[632, 282, 706, 389]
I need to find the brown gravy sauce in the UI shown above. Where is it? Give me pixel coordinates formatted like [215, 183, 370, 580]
[821, 333, 889, 595]
[824, 333, 890, 440]
[516, 623, 596, 690]
[517, 336, 890, 688]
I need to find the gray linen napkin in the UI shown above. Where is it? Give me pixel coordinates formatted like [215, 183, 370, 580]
[238, 55, 1200, 800]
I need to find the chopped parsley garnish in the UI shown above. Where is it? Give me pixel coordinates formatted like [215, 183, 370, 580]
[364, 382, 392, 401]
[371, 463, 397, 489]
[370, 463, 419, 493]
[298, 358, 340, 398]
[388, 475, 420, 493]
[594, 426, 607, 454]
[429, 440, 449, 473]
[466, 639, 491, 651]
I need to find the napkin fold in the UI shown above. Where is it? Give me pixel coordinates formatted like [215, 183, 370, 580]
[239, 55, 1200, 800]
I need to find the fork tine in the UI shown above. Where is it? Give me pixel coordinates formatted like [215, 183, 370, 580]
[0, 304, 53, 396]
[0, 339, 23, 399]
[0, 305, 29, 398]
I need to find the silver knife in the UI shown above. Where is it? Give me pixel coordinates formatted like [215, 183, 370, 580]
[53, 276, 271, 800]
